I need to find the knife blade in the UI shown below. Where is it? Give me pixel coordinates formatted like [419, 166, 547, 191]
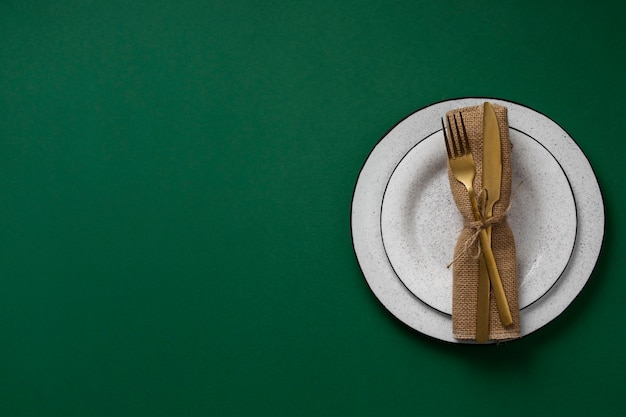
[482, 102, 502, 215]
[476, 102, 512, 340]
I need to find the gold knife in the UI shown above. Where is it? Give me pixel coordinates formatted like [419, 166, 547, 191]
[477, 102, 512, 340]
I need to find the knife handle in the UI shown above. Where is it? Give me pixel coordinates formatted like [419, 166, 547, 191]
[477, 228, 513, 326]
[469, 194, 513, 327]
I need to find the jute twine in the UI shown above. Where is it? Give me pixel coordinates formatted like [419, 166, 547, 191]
[446, 104, 520, 341]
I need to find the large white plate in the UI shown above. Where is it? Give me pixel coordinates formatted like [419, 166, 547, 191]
[351, 98, 604, 342]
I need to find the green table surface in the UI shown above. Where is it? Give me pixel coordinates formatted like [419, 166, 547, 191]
[1, 1, 623, 416]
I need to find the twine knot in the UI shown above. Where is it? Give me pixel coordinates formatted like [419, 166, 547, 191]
[446, 183, 521, 269]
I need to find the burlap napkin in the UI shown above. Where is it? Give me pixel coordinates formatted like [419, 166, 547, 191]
[446, 104, 520, 341]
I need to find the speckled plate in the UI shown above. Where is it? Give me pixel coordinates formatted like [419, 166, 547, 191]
[381, 127, 577, 315]
[351, 98, 604, 343]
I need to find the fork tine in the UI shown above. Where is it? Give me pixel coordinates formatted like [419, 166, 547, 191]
[459, 112, 471, 155]
[447, 115, 459, 158]
[442, 118, 452, 159]
[453, 114, 466, 156]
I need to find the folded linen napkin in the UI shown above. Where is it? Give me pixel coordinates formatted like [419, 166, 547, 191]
[446, 104, 521, 341]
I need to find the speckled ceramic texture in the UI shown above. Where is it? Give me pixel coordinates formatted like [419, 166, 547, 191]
[381, 129, 577, 315]
[351, 98, 604, 343]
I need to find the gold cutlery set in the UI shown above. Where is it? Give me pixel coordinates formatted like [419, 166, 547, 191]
[443, 103, 518, 342]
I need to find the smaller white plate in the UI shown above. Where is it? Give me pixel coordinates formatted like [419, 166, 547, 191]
[381, 129, 577, 315]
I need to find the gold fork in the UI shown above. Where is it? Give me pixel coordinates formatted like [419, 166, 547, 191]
[443, 113, 513, 327]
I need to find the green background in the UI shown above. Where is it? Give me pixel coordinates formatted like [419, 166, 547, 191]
[0, 1, 622, 416]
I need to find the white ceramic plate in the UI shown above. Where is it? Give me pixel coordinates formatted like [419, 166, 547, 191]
[351, 98, 604, 342]
[381, 128, 577, 315]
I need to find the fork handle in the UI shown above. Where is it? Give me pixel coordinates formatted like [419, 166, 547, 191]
[469, 194, 513, 327]
[476, 254, 490, 342]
